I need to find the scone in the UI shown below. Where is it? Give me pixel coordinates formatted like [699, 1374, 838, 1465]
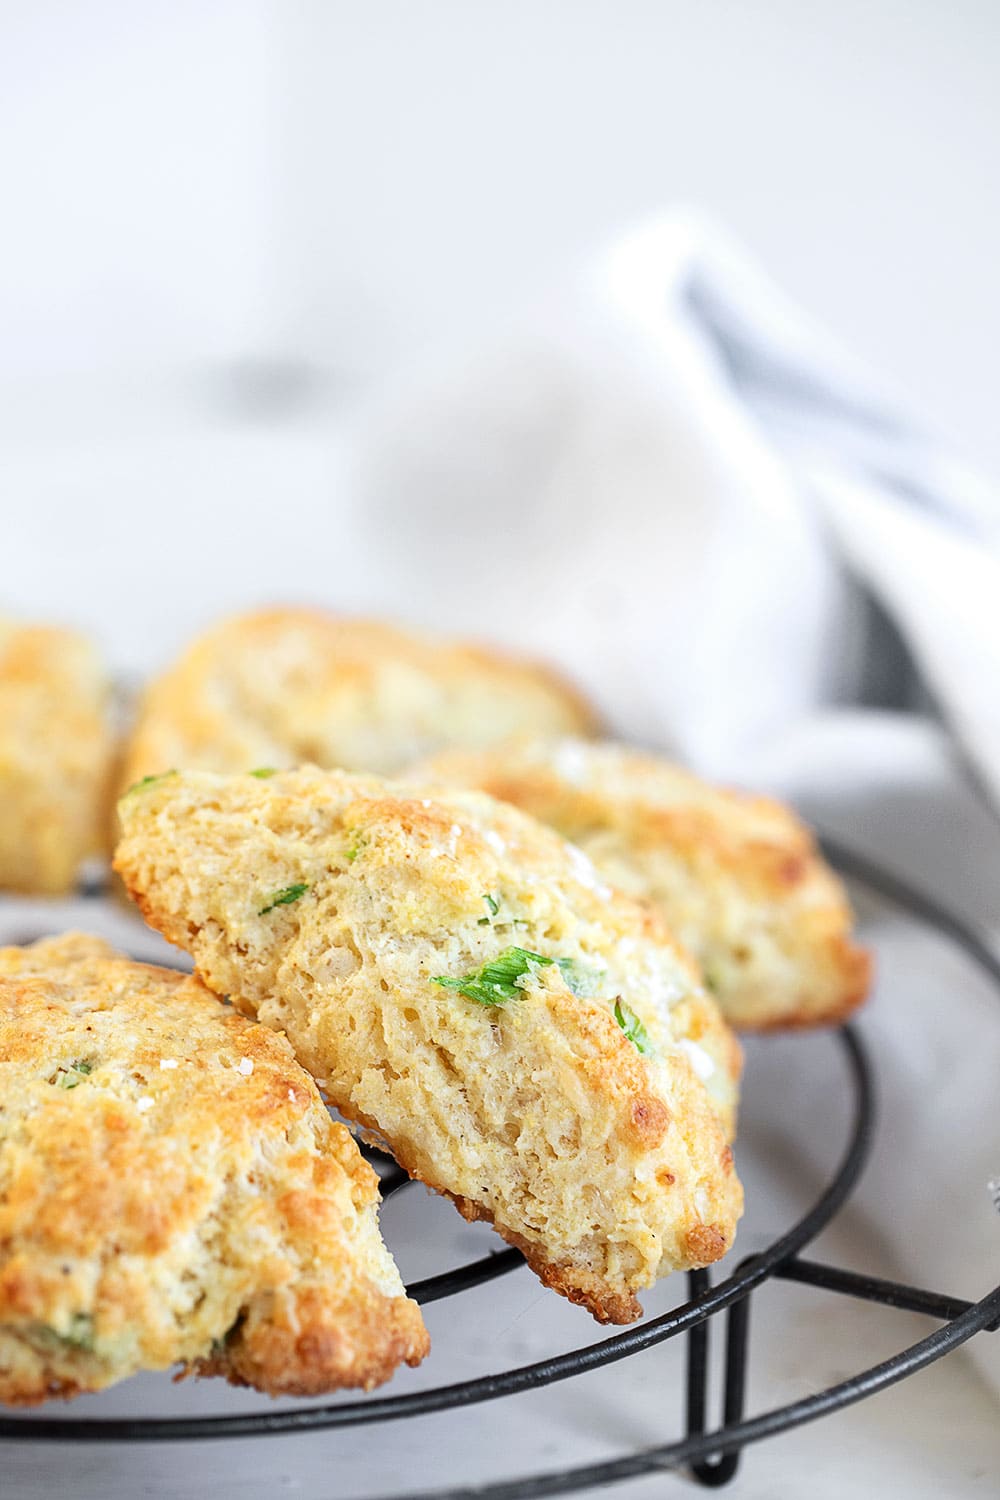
[115, 767, 743, 1325]
[0, 621, 115, 894]
[411, 738, 871, 1030]
[0, 933, 427, 1406]
[120, 608, 596, 788]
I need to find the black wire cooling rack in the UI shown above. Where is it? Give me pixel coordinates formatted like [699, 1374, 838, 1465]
[1, 840, 997, 1499]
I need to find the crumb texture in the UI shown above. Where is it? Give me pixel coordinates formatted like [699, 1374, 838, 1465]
[0, 933, 427, 1405]
[0, 621, 115, 893]
[116, 767, 743, 1324]
[120, 608, 596, 788]
[411, 738, 872, 1030]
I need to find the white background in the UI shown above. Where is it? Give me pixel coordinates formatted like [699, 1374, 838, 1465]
[3, 1, 999, 670]
[1, 0, 998, 461]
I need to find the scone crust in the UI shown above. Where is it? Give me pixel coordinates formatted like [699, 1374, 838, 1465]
[115, 767, 743, 1325]
[120, 608, 597, 789]
[0, 622, 114, 894]
[410, 738, 871, 1030]
[0, 933, 427, 1405]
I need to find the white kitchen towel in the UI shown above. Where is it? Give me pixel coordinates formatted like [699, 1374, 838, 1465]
[349, 209, 1000, 806]
[344, 212, 1000, 1394]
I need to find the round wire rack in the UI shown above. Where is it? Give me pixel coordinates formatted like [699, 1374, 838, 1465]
[1, 840, 997, 1498]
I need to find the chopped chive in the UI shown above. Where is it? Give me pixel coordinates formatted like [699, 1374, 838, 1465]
[433, 946, 554, 1006]
[122, 770, 178, 797]
[52, 1061, 93, 1089]
[554, 957, 605, 998]
[483, 894, 499, 916]
[38, 1313, 95, 1351]
[435, 946, 605, 1006]
[258, 882, 310, 916]
[63, 1313, 95, 1350]
[249, 767, 278, 779]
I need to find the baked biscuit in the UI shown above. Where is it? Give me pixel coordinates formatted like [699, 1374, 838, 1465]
[0, 621, 114, 893]
[115, 767, 743, 1325]
[411, 738, 871, 1030]
[120, 608, 596, 788]
[0, 933, 427, 1405]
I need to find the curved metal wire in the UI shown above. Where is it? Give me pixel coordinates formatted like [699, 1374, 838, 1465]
[371, 1284, 1000, 1500]
[0, 1024, 874, 1441]
[1, 838, 997, 1500]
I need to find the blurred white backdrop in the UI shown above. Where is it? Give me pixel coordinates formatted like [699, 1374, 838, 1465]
[1, 0, 998, 669]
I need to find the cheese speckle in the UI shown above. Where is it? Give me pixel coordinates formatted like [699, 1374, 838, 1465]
[159, 1058, 178, 1070]
[237, 1057, 254, 1076]
[677, 1039, 715, 1081]
[566, 842, 612, 898]
[287, 1087, 296, 1103]
[136, 1096, 154, 1112]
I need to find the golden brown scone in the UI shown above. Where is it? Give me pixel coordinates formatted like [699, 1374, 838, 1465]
[0, 933, 427, 1406]
[0, 621, 115, 894]
[115, 767, 743, 1326]
[119, 608, 596, 791]
[410, 738, 871, 1031]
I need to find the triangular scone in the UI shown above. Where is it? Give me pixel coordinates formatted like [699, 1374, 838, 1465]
[0, 933, 427, 1406]
[116, 768, 743, 1325]
[411, 738, 871, 1030]
[0, 620, 115, 894]
[120, 608, 596, 788]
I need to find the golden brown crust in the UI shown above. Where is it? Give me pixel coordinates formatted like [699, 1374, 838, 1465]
[0, 933, 427, 1405]
[0, 621, 115, 894]
[410, 738, 872, 1031]
[115, 766, 743, 1324]
[119, 608, 597, 794]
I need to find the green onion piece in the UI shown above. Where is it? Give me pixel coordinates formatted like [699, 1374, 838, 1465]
[483, 894, 499, 916]
[122, 770, 178, 797]
[433, 945, 555, 1006]
[434, 947, 608, 1006]
[555, 958, 605, 998]
[249, 767, 278, 779]
[63, 1313, 95, 1350]
[613, 999, 652, 1055]
[53, 1061, 93, 1089]
[258, 882, 310, 916]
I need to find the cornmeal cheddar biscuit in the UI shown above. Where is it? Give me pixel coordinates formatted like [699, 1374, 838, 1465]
[116, 767, 743, 1325]
[0, 933, 427, 1405]
[0, 621, 114, 893]
[120, 608, 596, 788]
[411, 738, 871, 1030]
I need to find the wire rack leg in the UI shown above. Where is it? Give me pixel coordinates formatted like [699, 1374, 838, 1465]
[685, 1267, 753, 1487]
